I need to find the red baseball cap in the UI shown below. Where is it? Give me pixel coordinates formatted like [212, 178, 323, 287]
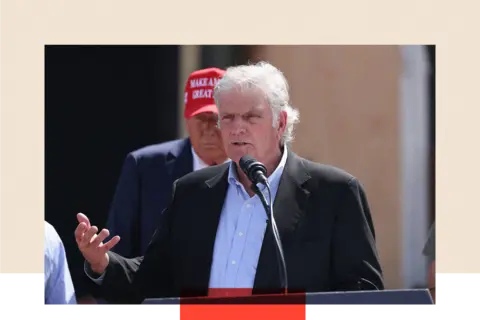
[183, 67, 225, 119]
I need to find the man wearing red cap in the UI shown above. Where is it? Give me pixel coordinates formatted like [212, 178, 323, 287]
[103, 67, 228, 259]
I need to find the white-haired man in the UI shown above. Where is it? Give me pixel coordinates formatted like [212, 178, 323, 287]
[74, 61, 384, 303]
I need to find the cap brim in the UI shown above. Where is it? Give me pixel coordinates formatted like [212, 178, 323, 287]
[184, 104, 218, 118]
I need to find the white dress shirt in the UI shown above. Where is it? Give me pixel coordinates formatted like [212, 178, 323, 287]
[191, 147, 210, 171]
[191, 146, 230, 170]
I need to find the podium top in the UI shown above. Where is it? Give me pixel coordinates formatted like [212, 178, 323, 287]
[142, 289, 433, 305]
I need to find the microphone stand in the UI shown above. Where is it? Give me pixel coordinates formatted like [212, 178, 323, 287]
[251, 182, 288, 295]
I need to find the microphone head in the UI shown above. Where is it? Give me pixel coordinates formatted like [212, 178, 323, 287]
[239, 154, 255, 170]
[239, 155, 267, 183]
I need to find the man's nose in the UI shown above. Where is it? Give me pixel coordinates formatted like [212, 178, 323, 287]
[230, 117, 246, 135]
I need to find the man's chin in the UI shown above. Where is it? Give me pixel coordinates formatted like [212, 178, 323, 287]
[228, 150, 254, 164]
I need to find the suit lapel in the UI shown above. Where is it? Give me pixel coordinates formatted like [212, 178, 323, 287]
[253, 151, 311, 294]
[165, 138, 194, 181]
[190, 164, 230, 294]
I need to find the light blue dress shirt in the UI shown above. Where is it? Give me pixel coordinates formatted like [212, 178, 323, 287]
[44, 221, 77, 304]
[208, 147, 288, 289]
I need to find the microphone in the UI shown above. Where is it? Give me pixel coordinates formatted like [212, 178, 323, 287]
[239, 155, 289, 294]
[239, 155, 268, 186]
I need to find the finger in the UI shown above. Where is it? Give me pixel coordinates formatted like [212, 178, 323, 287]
[101, 235, 120, 252]
[77, 213, 91, 228]
[74, 222, 88, 244]
[91, 229, 110, 248]
[80, 226, 98, 248]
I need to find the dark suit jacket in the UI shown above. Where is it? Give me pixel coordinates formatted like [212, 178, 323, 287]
[105, 138, 193, 258]
[97, 150, 384, 303]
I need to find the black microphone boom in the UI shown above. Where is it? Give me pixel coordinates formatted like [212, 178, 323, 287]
[238, 155, 289, 294]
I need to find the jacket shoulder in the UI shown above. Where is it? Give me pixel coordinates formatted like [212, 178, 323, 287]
[176, 162, 229, 187]
[297, 156, 358, 186]
[129, 138, 188, 160]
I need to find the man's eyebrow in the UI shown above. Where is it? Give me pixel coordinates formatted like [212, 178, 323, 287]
[221, 107, 263, 117]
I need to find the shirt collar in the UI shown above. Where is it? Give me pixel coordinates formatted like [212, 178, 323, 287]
[191, 146, 231, 171]
[191, 147, 209, 171]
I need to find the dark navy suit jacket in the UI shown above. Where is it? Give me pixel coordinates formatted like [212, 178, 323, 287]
[105, 138, 193, 258]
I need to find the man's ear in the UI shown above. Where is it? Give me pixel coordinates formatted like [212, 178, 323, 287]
[277, 110, 287, 138]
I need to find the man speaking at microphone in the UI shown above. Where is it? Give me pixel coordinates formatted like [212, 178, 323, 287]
[75, 61, 384, 304]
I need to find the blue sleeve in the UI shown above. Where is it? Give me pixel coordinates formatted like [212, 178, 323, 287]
[45, 223, 77, 304]
[105, 153, 141, 257]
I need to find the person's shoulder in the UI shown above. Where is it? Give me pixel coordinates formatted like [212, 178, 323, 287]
[176, 162, 230, 187]
[44, 221, 63, 260]
[44, 220, 55, 234]
[129, 138, 189, 160]
[295, 155, 357, 185]
[44, 221, 61, 243]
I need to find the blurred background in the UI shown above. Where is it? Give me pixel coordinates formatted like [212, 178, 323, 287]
[45, 45, 435, 300]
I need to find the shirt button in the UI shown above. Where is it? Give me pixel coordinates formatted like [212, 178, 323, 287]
[239, 232, 244, 236]
[232, 260, 236, 265]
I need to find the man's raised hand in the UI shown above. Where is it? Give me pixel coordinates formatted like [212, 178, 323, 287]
[74, 212, 120, 274]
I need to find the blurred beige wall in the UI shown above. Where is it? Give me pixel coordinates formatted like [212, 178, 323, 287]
[249, 45, 403, 289]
